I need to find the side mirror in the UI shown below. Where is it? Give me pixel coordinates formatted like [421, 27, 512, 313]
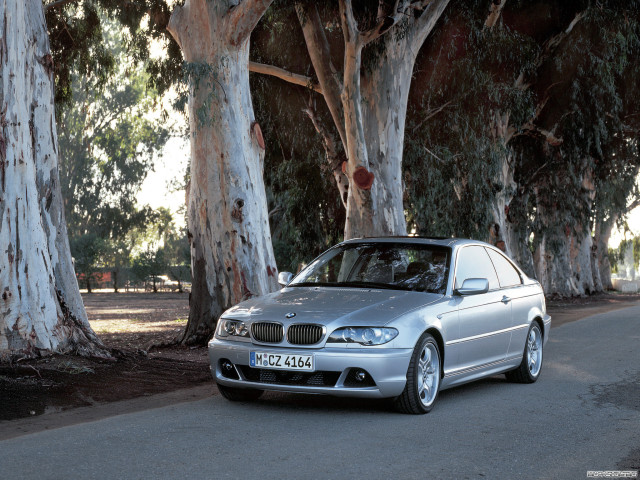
[278, 271, 293, 287]
[455, 278, 489, 296]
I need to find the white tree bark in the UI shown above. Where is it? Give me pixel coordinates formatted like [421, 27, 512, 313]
[593, 212, 618, 291]
[567, 166, 597, 295]
[340, 0, 450, 239]
[569, 228, 595, 295]
[295, 0, 449, 239]
[349, 37, 415, 238]
[168, 0, 278, 344]
[0, 0, 107, 359]
[533, 229, 577, 297]
[533, 186, 579, 297]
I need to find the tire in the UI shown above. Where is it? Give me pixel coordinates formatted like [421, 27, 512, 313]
[394, 332, 441, 414]
[505, 321, 543, 384]
[217, 383, 264, 402]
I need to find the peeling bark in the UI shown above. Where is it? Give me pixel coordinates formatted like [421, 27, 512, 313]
[533, 224, 577, 297]
[295, 0, 449, 239]
[0, 0, 108, 359]
[568, 166, 597, 295]
[168, 0, 278, 345]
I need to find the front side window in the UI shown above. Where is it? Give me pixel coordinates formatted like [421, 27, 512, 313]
[454, 246, 499, 291]
[289, 243, 451, 294]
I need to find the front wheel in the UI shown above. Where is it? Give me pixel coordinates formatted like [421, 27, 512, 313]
[217, 383, 264, 402]
[394, 333, 441, 414]
[506, 322, 543, 383]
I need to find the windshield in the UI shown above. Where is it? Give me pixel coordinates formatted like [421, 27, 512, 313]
[289, 243, 451, 294]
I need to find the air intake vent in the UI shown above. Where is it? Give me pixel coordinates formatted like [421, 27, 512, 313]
[287, 324, 323, 345]
[251, 322, 284, 343]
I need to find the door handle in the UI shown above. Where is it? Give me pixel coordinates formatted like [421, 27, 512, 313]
[501, 296, 511, 304]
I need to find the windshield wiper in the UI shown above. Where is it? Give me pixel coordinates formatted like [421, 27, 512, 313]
[339, 281, 409, 290]
[288, 282, 341, 287]
[289, 281, 413, 291]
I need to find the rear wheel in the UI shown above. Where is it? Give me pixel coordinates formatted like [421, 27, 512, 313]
[217, 383, 264, 402]
[394, 333, 441, 414]
[506, 322, 543, 383]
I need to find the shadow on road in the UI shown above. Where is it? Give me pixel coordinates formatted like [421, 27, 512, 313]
[245, 374, 511, 415]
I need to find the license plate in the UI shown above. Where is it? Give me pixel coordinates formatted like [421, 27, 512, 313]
[250, 352, 314, 371]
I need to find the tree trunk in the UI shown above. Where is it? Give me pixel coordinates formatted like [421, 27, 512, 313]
[0, 0, 108, 359]
[533, 227, 577, 297]
[168, 0, 278, 345]
[590, 239, 603, 293]
[341, 1, 449, 239]
[488, 146, 516, 258]
[569, 226, 595, 295]
[296, 0, 449, 240]
[348, 41, 414, 238]
[568, 165, 597, 295]
[533, 192, 579, 297]
[593, 213, 617, 291]
[504, 192, 536, 278]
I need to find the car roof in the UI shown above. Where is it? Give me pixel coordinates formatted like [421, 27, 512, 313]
[340, 236, 490, 249]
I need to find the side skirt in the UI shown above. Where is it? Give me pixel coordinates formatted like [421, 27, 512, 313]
[440, 355, 522, 390]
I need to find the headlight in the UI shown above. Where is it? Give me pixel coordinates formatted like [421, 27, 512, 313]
[216, 319, 249, 338]
[327, 327, 398, 346]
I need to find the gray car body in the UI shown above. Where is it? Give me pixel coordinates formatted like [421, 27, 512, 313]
[209, 237, 551, 398]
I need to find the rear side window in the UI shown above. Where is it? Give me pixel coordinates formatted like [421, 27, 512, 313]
[454, 246, 499, 291]
[486, 248, 521, 288]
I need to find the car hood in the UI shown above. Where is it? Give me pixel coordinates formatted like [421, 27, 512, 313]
[222, 286, 442, 327]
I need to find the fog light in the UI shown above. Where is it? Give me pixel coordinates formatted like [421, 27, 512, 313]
[222, 361, 234, 372]
[355, 370, 366, 382]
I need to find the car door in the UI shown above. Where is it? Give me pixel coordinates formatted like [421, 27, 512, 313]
[485, 248, 529, 360]
[454, 245, 512, 371]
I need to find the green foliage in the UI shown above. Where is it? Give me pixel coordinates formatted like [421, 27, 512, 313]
[131, 247, 167, 292]
[45, 0, 184, 107]
[610, 237, 640, 274]
[53, 12, 176, 290]
[403, 0, 640, 257]
[70, 233, 109, 291]
[404, 3, 537, 240]
[57, 18, 170, 244]
[45, 1, 116, 106]
[181, 60, 226, 129]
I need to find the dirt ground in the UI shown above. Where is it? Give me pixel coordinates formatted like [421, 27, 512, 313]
[1, 290, 640, 431]
[0, 292, 211, 424]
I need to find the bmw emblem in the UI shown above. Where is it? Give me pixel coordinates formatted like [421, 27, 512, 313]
[285, 312, 296, 319]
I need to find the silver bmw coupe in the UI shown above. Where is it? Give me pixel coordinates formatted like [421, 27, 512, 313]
[208, 237, 550, 414]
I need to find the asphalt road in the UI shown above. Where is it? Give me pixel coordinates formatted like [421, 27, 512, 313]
[2, 306, 639, 480]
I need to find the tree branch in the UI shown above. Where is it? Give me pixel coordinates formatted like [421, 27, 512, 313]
[295, 2, 347, 149]
[227, 0, 275, 46]
[339, 0, 361, 48]
[302, 98, 349, 209]
[514, 96, 563, 146]
[411, 100, 452, 133]
[408, 0, 451, 51]
[627, 197, 640, 213]
[249, 61, 322, 94]
[515, 10, 585, 89]
[44, 0, 79, 11]
[360, 0, 402, 46]
[484, 0, 507, 29]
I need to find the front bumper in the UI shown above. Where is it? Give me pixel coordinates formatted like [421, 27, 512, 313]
[208, 338, 413, 398]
